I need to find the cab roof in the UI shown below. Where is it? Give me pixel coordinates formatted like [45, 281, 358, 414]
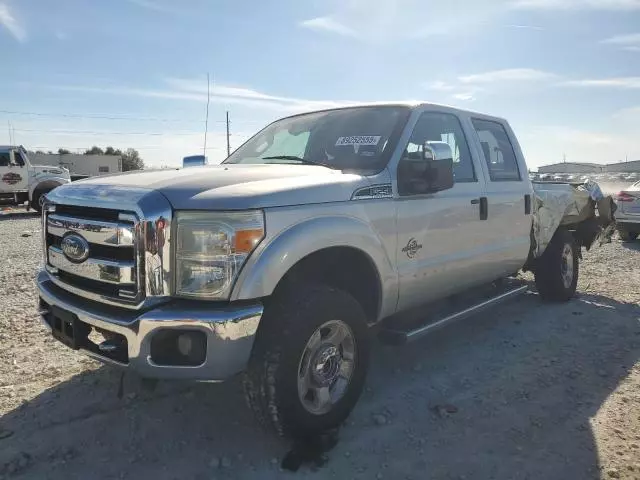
[280, 101, 508, 124]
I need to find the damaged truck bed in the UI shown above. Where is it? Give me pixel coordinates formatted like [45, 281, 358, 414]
[531, 180, 616, 260]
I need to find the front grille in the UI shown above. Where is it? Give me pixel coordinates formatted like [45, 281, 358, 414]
[54, 204, 123, 222]
[44, 207, 142, 306]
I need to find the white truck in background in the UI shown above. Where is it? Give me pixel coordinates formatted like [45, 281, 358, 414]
[0, 145, 71, 212]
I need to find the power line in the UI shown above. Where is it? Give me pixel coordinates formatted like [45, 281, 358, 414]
[226, 111, 231, 157]
[13, 128, 214, 136]
[0, 109, 207, 123]
[27, 144, 228, 151]
[203, 73, 210, 157]
[0, 109, 266, 125]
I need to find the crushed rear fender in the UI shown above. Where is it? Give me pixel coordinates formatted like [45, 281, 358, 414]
[531, 180, 616, 258]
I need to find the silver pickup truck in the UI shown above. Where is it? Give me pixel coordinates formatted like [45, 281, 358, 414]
[36, 103, 614, 438]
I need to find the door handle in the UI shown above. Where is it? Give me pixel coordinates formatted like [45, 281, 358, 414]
[524, 194, 532, 215]
[470, 197, 488, 219]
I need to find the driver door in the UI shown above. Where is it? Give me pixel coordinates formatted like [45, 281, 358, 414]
[394, 111, 489, 312]
[0, 150, 28, 193]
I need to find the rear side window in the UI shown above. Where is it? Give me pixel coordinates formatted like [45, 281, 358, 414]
[0, 152, 10, 167]
[472, 119, 521, 181]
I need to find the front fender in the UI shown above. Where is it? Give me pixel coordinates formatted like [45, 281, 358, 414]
[29, 176, 71, 200]
[230, 215, 398, 320]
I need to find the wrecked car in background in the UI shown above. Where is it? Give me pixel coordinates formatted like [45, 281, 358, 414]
[36, 103, 615, 438]
[614, 180, 640, 241]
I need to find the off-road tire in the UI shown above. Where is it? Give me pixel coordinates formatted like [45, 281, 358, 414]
[534, 227, 579, 302]
[243, 284, 370, 438]
[618, 228, 638, 242]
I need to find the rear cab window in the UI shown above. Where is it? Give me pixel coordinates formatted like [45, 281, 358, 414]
[471, 118, 521, 182]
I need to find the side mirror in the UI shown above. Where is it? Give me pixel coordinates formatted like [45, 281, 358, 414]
[398, 141, 454, 195]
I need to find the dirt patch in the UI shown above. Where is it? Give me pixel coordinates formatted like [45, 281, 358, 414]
[1, 216, 639, 479]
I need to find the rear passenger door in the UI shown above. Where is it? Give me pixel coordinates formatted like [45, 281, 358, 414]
[469, 118, 532, 277]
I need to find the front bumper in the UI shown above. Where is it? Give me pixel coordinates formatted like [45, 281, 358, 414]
[36, 271, 263, 381]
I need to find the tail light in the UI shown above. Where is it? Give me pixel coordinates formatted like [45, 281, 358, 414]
[615, 192, 635, 202]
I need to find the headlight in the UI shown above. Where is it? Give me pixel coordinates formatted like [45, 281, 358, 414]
[175, 211, 264, 299]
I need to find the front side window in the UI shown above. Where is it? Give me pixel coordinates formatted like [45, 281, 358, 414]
[223, 106, 411, 172]
[472, 119, 521, 181]
[12, 151, 25, 167]
[400, 112, 476, 184]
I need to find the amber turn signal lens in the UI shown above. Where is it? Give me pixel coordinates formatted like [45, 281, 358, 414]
[235, 229, 264, 253]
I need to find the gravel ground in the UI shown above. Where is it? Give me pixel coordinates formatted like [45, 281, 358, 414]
[1, 212, 640, 480]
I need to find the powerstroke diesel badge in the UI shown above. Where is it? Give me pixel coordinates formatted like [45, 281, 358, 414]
[402, 238, 423, 258]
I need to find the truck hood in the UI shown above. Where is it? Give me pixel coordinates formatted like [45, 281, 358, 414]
[31, 165, 70, 178]
[71, 164, 369, 209]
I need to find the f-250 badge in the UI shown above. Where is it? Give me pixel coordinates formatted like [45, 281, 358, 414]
[402, 238, 423, 258]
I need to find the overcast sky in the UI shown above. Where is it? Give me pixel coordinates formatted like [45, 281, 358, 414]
[1, 0, 639, 169]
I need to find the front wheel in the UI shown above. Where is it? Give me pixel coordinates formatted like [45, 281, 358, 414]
[243, 284, 370, 438]
[30, 189, 47, 214]
[534, 227, 579, 302]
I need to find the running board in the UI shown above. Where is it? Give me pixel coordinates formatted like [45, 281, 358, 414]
[379, 285, 528, 345]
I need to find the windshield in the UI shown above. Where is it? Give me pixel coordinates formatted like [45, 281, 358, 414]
[223, 106, 411, 172]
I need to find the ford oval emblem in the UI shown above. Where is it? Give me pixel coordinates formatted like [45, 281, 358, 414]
[61, 234, 90, 263]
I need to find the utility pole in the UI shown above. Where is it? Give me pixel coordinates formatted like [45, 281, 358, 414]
[203, 73, 211, 157]
[7, 121, 13, 145]
[226, 111, 231, 157]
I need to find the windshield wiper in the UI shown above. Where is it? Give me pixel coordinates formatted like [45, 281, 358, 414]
[261, 155, 338, 169]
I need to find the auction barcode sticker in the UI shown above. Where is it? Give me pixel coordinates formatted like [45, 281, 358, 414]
[335, 136, 381, 147]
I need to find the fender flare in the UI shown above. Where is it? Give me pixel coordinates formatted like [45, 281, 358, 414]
[231, 215, 398, 321]
[29, 177, 70, 202]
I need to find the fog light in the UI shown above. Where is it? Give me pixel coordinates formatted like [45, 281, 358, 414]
[177, 333, 194, 356]
[150, 329, 207, 366]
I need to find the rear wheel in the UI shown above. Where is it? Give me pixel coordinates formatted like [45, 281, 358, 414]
[618, 227, 638, 242]
[243, 284, 370, 438]
[534, 227, 579, 302]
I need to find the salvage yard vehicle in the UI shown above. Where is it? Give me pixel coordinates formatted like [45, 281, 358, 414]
[0, 145, 71, 212]
[36, 103, 615, 438]
[615, 181, 640, 241]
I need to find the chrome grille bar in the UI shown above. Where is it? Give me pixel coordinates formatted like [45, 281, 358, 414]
[42, 185, 172, 310]
[48, 246, 135, 284]
[47, 214, 134, 246]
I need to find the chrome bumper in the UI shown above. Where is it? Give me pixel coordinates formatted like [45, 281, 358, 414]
[36, 271, 263, 381]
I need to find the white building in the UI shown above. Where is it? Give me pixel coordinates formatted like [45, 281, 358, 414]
[30, 153, 122, 177]
[605, 160, 640, 173]
[537, 162, 606, 174]
[537, 160, 640, 175]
